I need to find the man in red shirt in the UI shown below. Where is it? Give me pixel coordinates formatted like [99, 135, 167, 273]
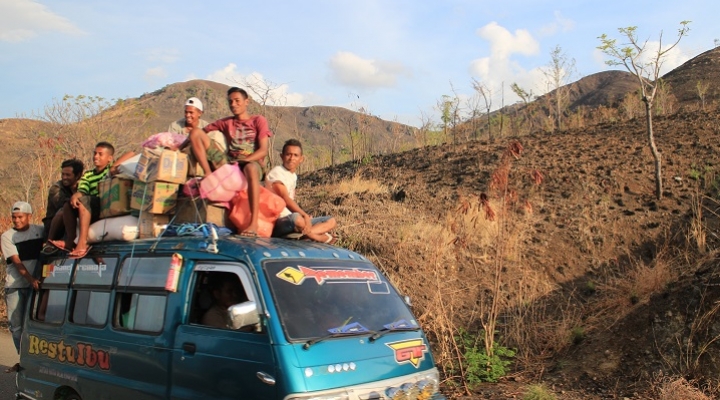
[188, 87, 272, 237]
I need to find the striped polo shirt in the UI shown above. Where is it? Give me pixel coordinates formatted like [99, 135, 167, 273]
[77, 165, 111, 196]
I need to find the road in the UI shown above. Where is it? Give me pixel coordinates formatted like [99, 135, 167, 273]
[0, 330, 19, 399]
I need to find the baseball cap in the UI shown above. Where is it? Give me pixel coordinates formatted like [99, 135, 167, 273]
[11, 201, 32, 214]
[185, 97, 204, 112]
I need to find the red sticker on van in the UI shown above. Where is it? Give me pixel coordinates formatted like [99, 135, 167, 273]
[276, 266, 379, 285]
[386, 339, 428, 368]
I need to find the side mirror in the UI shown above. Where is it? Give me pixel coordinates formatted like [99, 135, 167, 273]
[228, 301, 260, 330]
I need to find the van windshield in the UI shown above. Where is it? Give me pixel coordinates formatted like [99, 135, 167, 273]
[264, 260, 418, 341]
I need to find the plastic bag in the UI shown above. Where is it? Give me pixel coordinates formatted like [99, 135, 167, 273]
[229, 187, 286, 237]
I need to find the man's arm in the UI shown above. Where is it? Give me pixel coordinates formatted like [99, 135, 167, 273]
[110, 151, 137, 175]
[7, 255, 39, 290]
[272, 181, 312, 232]
[243, 136, 269, 162]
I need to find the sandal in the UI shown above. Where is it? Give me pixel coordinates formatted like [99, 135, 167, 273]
[323, 233, 338, 245]
[41, 243, 59, 255]
[68, 246, 92, 259]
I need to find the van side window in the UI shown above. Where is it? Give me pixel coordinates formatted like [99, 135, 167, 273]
[32, 258, 74, 324]
[70, 257, 118, 327]
[113, 257, 170, 333]
[190, 271, 250, 330]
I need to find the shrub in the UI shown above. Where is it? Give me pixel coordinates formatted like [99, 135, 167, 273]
[523, 384, 557, 400]
[456, 328, 516, 385]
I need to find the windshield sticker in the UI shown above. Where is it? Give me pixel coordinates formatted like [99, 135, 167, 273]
[77, 262, 108, 277]
[386, 339, 428, 368]
[277, 265, 379, 286]
[27, 335, 111, 370]
[42, 263, 72, 278]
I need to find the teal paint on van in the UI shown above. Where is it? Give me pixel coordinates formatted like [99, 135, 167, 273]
[16, 236, 445, 400]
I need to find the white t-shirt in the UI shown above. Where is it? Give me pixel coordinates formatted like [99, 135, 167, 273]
[1, 224, 43, 288]
[265, 165, 297, 218]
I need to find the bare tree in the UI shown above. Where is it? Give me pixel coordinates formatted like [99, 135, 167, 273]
[472, 79, 494, 142]
[11, 95, 151, 215]
[598, 21, 691, 200]
[696, 80, 710, 110]
[541, 45, 576, 132]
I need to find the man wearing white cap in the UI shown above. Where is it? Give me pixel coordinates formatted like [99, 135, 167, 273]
[168, 97, 210, 134]
[172, 97, 227, 175]
[1, 201, 43, 354]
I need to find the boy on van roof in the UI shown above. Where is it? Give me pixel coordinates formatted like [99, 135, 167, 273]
[188, 87, 273, 237]
[50, 142, 133, 258]
[266, 139, 337, 244]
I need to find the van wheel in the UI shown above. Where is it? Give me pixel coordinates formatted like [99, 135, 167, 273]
[61, 393, 81, 400]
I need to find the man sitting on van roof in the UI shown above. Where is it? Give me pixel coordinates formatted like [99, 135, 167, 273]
[188, 87, 272, 237]
[43, 158, 84, 242]
[50, 142, 133, 258]
[266, 139, 338, 244]
[168, 97, 209, 135]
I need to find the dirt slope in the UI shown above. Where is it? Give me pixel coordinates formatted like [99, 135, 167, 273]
[300, 104, 720, 398]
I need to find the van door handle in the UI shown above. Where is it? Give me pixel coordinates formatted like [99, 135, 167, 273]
[256, 371, 276, 386]
[182, 343, 196, 354]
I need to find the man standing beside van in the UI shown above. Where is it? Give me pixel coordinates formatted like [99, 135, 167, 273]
[1, 202, 43, 354]
[266, 139, 338, 244]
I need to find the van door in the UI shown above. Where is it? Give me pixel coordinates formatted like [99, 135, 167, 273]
[170, 263, 277, 400]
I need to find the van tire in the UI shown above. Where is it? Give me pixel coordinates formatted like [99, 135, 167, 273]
[58, 391, 81, 400]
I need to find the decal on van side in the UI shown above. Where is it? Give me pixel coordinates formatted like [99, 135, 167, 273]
[276, 265, 379, 285]
[386, 339, 428, 368]
[27, 335, 111, 370]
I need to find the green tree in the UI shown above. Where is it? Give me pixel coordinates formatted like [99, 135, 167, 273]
[598, 21, 691, 200]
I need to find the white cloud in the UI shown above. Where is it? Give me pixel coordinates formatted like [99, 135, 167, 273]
[469, 22, 542, 102]
[145, 67, 167, 80]
[204, 63, 307, 106]
[0, 0, 84, 42]
[539, 11, 576, 37]
[327, 51, 411, 89]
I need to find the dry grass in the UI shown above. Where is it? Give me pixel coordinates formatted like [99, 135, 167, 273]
[331, 174, 387, 196]
[652, 375, 712, 400]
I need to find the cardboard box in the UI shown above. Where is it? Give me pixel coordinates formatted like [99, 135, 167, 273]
[138, 211, 170, 239]
[99, 177, 133, 218]
[134, 148, 189, 184]
[131, 181, 179, 214]
[174, 197, 227, 226]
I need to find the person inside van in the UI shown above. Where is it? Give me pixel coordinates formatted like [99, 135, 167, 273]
[266, 139, 338, 244]
[202, 273, 247, 329]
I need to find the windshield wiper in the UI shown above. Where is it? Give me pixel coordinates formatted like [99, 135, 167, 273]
[303, 322, 374, 349]
[369, 319, 420, 342]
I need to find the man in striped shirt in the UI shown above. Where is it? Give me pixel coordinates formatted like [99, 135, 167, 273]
[51, 142, 115, 258]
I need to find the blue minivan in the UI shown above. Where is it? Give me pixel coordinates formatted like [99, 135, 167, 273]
[16, 236, 444, 400]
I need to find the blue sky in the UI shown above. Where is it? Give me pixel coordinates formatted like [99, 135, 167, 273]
[1, 0, 717, 127]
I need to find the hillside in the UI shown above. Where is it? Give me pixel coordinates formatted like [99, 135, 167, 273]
[298, 104, 720, 398]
